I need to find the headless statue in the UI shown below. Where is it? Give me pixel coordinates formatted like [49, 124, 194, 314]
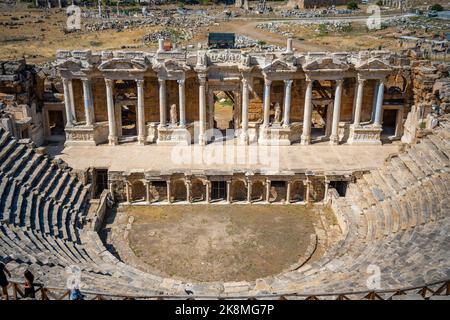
[170, 104, 177, 126]
[273, 102, 282, 124]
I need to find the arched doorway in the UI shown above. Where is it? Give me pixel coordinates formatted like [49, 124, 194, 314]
[131, 181, 145, 202]
[290, 181, 304, 202]
[231, 180, 247, 202]
[172, 180, 187, 202]
[191, 179, 205, 202]
[251, 180, 265, 202]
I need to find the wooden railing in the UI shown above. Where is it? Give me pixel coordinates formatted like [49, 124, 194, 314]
[5, 279, 450, 300]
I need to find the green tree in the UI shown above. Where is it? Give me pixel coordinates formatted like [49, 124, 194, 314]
[375, 0, 383, 6]
[347, 1, 359, 10]
[430, 4, 444, 11]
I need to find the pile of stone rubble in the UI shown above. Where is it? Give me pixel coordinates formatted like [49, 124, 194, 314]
[84, 11, 216, 32]
[142, 28, 193, 45]
[234, 34, 282, 51]
[256, 20, 352, 38]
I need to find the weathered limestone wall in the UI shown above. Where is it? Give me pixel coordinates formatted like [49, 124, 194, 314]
[92, 77, 108, 122]
[72, 79, 85, 123]
[291, 79, 306, 122]
[249, 78, 263, 122]
[185, 77, 199, 123]
[143, 77, 159, 123]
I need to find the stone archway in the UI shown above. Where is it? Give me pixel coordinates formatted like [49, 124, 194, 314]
[231, 180, 247, 202]
[172, 179, 187, 202]
[191, 179, 205, 202]
[291, 180, 304, 202]
[131, 180, 145, 202]
[251, 180, 265, 202]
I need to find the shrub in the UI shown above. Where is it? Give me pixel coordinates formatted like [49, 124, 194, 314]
[347, 1, 359, 10]
[430, 4, 444, 11]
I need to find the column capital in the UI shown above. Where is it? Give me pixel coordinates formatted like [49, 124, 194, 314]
[284, 79, 293, 87]
[177, 78, 185, 86]
[136, 79, 144, 87]
[105, 78, 114, 87]
[242, 77, 249, 86]
[198, 74, 207, 85]
[264, 78, 272, 86]
[335, 79, 344, 85]
[62, 77, 70, 85]
[357, 78, 366, 85]
[80, 77, 91, 84]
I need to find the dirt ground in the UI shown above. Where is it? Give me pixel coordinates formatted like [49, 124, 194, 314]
[121, 204, 326, 282]
[0, 3, 434, 63]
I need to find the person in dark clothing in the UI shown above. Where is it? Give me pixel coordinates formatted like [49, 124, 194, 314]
[0, 262, 11, 301]
[23, 270, 35, 299]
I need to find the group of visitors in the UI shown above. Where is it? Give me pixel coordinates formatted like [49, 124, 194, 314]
[0, 261, 83, 300]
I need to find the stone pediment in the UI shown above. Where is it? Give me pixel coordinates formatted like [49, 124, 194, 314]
[356, 58, 392, 72]
[98, 58, 147, 72]
[262, 59, 296, 73]
[57, 58, 84, 71]
[163, 59, 190, 72]
[303, 57, 349, 72]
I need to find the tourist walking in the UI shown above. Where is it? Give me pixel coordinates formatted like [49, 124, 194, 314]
[0, 262, 11, 300]
[23, 270, 35, 299]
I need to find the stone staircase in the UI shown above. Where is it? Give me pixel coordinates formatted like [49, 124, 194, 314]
[0, 115, 449, 299]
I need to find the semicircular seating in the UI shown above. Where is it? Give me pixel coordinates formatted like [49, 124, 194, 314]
[0, 114, 449, 299]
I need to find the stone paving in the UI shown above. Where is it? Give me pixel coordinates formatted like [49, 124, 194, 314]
[58, 142, 401, 173]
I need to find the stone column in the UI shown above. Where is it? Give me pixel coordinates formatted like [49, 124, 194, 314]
[208, 93, 215, 129]
[304, 180, 311, 203]
[166, 180, 172, 203]
[62, 78, 73, 127]
[158, 78, 166, 127]
[105, 79, 118, 145]
[374, 79, 385, 126]
[81, 78, 94, 126]
[353, 79, 365, 126]
[205, 180, 211, 203]
[262, 78, 272, 127]
[371, 81, 380, 122]
[145, 181, 151, 204]
[301, 79, 313, 145]
[247, 180, 252, 203]
[178, 79, 186, 127]
[286, 181, 291, 203]
[68, 79, 76, 123]
[186, 179, 192, 203]
[240, 77, 249, 144]
[226, 180, 232, 203]
[323, 180, 330, 203]
[136, 79, 146, 145]
[125, 182, 130, 204]
[329, 79, 343, 145]
[265, 179, 271, 203]
[283, 80, 293, 126]
[198, 74, 207, 145]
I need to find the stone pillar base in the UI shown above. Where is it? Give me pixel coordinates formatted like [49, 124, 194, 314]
[347, 124, 382, 145]
[64, 122, 109, 146]
[156, 125, 192, 145]
[258, 125, 295, 146]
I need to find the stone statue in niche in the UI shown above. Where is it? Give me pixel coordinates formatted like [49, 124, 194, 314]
[197, 51, 207, 67]
[273, 102, 282, 125]
[242, 53, 251, 67]
[170, 104, 177, 126]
